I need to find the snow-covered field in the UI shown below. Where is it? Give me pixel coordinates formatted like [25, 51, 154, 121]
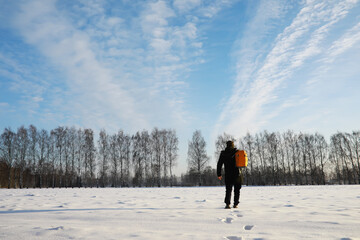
[0, 185, 359, 240]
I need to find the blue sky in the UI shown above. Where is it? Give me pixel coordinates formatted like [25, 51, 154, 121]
[1, 0, 360, 174]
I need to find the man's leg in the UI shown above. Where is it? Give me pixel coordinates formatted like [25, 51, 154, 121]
[233, 183, 241, 206]
[225, 183, 233, 205]
[233, 176, 242, 206]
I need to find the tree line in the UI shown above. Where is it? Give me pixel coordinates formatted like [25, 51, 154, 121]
[213, 130, 360, 186]
[1, 125, 359, 188]
[0, 125, 179, 188]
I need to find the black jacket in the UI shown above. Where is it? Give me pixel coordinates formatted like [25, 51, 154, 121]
[217, 147, 242, 180]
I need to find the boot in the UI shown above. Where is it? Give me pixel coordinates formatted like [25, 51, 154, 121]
[225, 204, 231, 209]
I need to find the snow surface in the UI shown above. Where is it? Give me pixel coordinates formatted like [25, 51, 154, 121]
[0, 185, 359, 240]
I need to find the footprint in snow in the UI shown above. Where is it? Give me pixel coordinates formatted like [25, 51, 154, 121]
[284, 204, 294, 207]
[225, 236, 242, 240]
[24, 194, 35, 197]
[230, 210, 243, 218]
[221, 217, 234, 224]
[48, 226, 64, 231]
[244, 225, 254, 231]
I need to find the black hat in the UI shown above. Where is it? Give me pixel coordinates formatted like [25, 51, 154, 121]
[226, 141, 234, 148]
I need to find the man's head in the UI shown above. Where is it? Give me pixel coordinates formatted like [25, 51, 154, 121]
[226, 140, 234, 148]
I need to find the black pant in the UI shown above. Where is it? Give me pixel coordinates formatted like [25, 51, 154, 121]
[224, 176, 242, 205]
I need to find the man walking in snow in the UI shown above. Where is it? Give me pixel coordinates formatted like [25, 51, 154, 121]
[217, 140, 243, 209]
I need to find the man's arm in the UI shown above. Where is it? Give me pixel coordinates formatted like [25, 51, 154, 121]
[217, 152, 224, 179]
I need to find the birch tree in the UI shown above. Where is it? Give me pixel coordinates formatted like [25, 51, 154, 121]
[151, 128, 162, 187]
[84, 129, 96, 187]
[0, 128, 15, 188]
[16, 126, 29, 188]
[187, 130, 209, 186]
[98, 129, 109, 187]
[37, 129, 49, 188]
[167, 129, 178, 186]
[109, 133, 119, 187]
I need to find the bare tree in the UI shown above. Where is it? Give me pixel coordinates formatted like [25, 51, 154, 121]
[37, 129, 49, 188]
[140, 130, 152, 186]
[298, 133, 309, 185]
[314, 133, 328, 184]
[51, 127, 66, 187]
[254, 132, 267, 185]
[63, 127, 72, 187]
[116, 130, 126, 186]
[160, 130, 170, 186]
[265, 132, 280, 185]
[98, 129, 109, 187]
[0, 128, 16, 188]
[48, 131, 57, 188]
[151, 128, 162, 187]
[187, 130, 209, 186]
[75, 129, 85, 187]
[242, 133, 256, 185]
[342, 132, 359, 183]
[132, 131, 143, 187]
[66, 127, 77, 188]
[330, 133, 347, 184]
[333, 132, 355, 184]
[123, 133, 132, 187]
[109, 133, 119, 187]
[283, 130, 299, 185]
[305, 134, 316, 185]
[350, 131, 360, 183]
[84, 129, 96, 187]
[16, 126, 29, 188]
[28, 125, 38, 187]
[276, 132, 288, 185]
[167, 129, 178, 186]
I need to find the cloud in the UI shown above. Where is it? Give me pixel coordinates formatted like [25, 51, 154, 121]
[7, 0, 229, 133]
[0, 102, 9, 107]
[32, 97, 43, 102]
[0, 49, 51, 118]
[199, 0, 234, 18]
[326, 21, 360, 61]
[173, 0, 202, 13]
[11, 0, 147, 131]
[216, 0, 358, 138]
[306, 20, 360, 87]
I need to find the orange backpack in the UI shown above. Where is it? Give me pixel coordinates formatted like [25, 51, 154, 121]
[235, 150, 248, 167]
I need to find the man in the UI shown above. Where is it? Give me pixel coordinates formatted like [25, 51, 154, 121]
[217, 140, 243, 209]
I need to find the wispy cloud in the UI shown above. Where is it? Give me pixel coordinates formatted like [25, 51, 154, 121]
[173, 0, 202, 13]
[4, 0, 233, 133]
[328, 21, 360, 58]
[306, 20, 360, 88]
[199, 0, 234, 18]
[216, 0, 358, 138]
[0, 50, 52, 119]
[11, 0, 148, 131]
